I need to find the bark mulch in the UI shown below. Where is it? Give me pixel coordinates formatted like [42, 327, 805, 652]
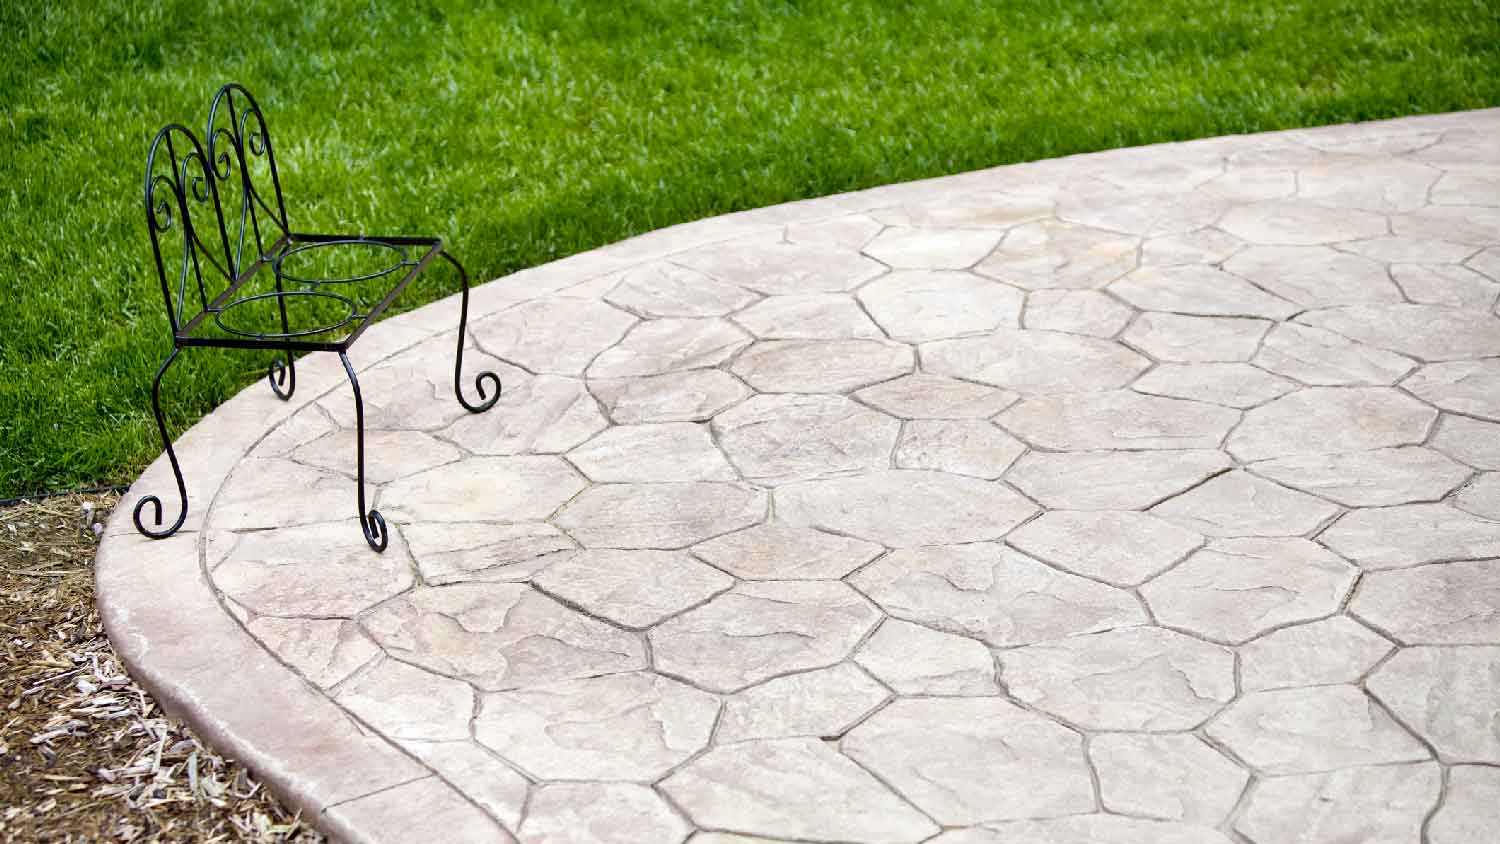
[0, 493, 324, 843]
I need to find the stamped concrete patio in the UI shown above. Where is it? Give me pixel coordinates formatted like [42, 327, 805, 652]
[99, 111, 1500, 843]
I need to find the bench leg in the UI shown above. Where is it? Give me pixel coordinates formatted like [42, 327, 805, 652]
[133, 348, 189, 539]
[268, 353, 296, 400]
[339, 351, 388, 552]
[268, 275, 296, 400]
[441, 250, 501, 413]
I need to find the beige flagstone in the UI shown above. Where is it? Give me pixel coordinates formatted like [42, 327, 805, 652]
[1321, 503, 1500, 569]
[923, 329, 1150, 393]
[661, 738, 939, 843]
[863, 226, 1004, 269]
[1238, 616, 1394, 693]
[1351, 560, 1500, 644]
[1023, 288, 1132, 337]
[1297, 304, 1500, 362]
[852, 618, 998, 695]
[402, 521, 575, 585]
[843, 698, 1094, 824]
[1122, 312, 1270, 362]
[715, 663, 890, 743]
[852, 542, 1144, 648]
[472, 297, 636, 375]
[731, 338, 913, 393]
[1090, 733, 1248, 824]
[1219, 198, 1387, 245]
[691, 522, 882, 580]
[588, 318, 752, 378]
[858, 269, 1024, 340]
[853, 372, 1017, 418]
[519, 782, 691, 844]
[1254, 322, 1415, 386]
[1132, 362, 1294, 408]
[532, 549, 733, 628]
[1367, 646, 1500, 763]
[732, 293, 882, 340]
[775, 470, 1037, 547]
[604, 260, 759, 317]
[1430, 766, 1500, 844]
[1006, 510, 1202, 586]
[674, 238, 886, 295]
[893, 419, 1026, 478]
[1000, 627, 1235, 730]
[475, 672, 718, 780]
[1223, 245, 1402, 307]
[1111, 265, 1298, 319]
[1406, 359, 1500, 419]
[999, 390, 1239, 451]
[1236, 762, 1441, 844]
[362, 583, 646, 690]
[440, 370, 608, 455]
[1008, 448, 1231, 510]
[1150, 470, 1339, 537]
[567, 422, 737, 482]
[380, 455, 587, 523]
[941, 816, 1234, 844]
[1140, 538, 1357, 643]
[554, 482, 767, 549]
[1227, 387, 1435, 462]
[1205, 685, 1430, 774]
[649, 581, 881, 692]
[712, 393, 899, 485]
[1249, 446, 1469, 506]
[590, 368, 752, 424]
[1432, 413, 1500, 469]
[976, 219, 1138, 289]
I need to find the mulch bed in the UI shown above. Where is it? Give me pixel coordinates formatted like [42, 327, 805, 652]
[0, 493, 323, 843]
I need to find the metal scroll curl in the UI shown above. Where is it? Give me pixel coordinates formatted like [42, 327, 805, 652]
[143, 124, 235, 333]
[207, 83, 291, 277]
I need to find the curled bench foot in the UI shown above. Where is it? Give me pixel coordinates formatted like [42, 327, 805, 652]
[135, 348, 188, 539]
[268, 354, 296, 400]
[443, 251, 501, 414]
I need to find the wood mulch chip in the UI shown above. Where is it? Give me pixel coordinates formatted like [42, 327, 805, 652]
[0, 493, 323, 843]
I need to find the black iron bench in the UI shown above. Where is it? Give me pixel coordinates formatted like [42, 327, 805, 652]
[135, 83, 500, 551]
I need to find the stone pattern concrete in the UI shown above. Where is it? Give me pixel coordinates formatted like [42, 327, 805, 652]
[98, 110, 1500, 843]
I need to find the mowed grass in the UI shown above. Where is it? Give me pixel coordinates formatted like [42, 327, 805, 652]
[2, 0, 1498, 497]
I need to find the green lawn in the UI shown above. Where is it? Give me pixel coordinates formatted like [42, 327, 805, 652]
[2, 0, 1497, 498]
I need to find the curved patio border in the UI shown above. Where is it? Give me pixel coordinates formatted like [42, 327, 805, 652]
[97, 108, 1493, 843]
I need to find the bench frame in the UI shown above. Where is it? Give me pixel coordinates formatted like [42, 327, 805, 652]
[135, 83, 500, 550]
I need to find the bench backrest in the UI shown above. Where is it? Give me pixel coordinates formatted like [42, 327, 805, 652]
[143, 83, 290, 334]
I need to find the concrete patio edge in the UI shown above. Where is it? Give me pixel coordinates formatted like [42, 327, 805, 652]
[95, 108, 1496, 843]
